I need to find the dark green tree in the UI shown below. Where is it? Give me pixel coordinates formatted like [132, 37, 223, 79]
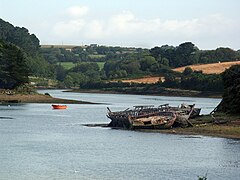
[70, 62, 100, 73]
[0, 19, 40, 56]
[183, 67, 193, 76]
[217, 65, 240, 114]
[0, 18, 53, 78]
[174, 42, 198, 67]
[140, 56, 157, 71]
[0, 41, 29, 89]
[55, 65, 66, 81]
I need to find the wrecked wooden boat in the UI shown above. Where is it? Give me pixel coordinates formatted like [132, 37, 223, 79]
[158, 103, 201, 119]
[130, 111, 177, 129]
[157, 104, 199, 127]
[107, 104, 197, 129]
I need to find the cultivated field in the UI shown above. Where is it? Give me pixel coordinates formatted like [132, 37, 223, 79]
[121, 77, 164, 84]
[173, 61, 240, 74]
[121, 61, 240, 84]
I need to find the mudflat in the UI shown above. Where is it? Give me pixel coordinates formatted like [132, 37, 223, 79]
[0, 93, 95, 104]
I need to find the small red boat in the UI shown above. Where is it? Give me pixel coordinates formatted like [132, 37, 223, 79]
[52, 104, 68, 109]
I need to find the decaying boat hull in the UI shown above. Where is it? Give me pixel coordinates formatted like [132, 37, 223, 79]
[132, 124, 173, 130]
[107, 116, 175, 130]
[130, 112, 176, 130]
[107, 110, 177, 130]
[107, 116, 132, 129]
[190, 108, 201, 118]
[107, 104, 198, 130]
[132, 118, 176, 129]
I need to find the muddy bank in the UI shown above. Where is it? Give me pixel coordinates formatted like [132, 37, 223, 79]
[138, 125, 240, 139]
[84, 123, 240, 139]
[0, 93, 96, 104]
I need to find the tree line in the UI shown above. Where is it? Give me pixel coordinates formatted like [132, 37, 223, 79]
[149, 42, 239, 67]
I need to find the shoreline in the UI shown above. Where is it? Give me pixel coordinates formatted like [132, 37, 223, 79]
[139, 125, 240, 139]
[65, 89, 222, 99]
[84, 123, 240, 139]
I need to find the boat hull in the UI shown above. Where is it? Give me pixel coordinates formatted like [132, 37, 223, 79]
[107, 104, 197, 129]
[108, 111, 176, 130]
[52, 105, 67, 109]
[132, 124, 173, 130]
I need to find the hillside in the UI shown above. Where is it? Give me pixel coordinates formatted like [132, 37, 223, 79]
[119, 61, 240, 85]
[172, 61, 240, 74]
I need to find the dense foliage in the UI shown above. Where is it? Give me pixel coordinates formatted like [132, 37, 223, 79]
[61, 62, 102, 88]
[40, 45, 147, 64]
[217, 65, 240, 114]
[0, 40, 29, 89]
[161, 68, 223, 92]
[0, 18, 39, 56]
[150, 42, 239, 68]
[0, 18, 53, 79]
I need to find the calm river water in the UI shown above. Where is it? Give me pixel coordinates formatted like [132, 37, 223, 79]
[0, 90, 239, 180]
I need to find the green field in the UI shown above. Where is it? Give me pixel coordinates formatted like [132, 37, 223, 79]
[59, 62, 75, 70]
[88, 54, 106, 59]
[96, 62, 105, 70]
[59, 61, 105, 70]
